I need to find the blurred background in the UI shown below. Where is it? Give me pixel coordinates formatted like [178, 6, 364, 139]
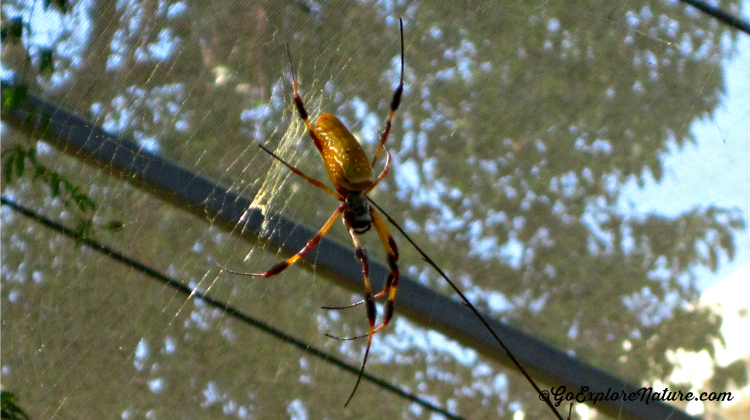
[2, 0, 749, 419]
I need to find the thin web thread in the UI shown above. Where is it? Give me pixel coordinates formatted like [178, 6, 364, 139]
[1, 196, 466, 420]
[228, 90, 325, 263]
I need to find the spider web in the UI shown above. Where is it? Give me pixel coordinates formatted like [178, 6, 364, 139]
[2, 1, 749, 419]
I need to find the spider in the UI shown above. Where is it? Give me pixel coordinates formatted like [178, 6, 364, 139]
[222, 19, 404, 406]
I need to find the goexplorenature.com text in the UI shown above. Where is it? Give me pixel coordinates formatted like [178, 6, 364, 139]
[539, 385, 734, 407]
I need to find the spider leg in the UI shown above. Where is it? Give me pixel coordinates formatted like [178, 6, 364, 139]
[324, 208, 399, 339]
[320, 289, 388, 310]
[345, 330, 373, 408]
[368, 208, 400, 333]
[371, 18, 404, 168]
[321, 301, 366, 310]
[367, 149, 391, 192]
[219, 204, 345, 277]
[258, 144, 342, 200]
[286, 44, 327, 155]
[333, 218, 377, 407]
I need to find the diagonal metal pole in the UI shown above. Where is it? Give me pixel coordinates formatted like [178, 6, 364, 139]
[1, 81, 700, 420]
[680, 0, 750, 35]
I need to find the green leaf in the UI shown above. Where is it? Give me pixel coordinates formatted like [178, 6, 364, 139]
[0, 17, 24, 44]
[26, 146, 37, 163]
[39, 48, 54, 75]
[2, 85, 29, 115]
[33, 164, 46, 180]
[61, 178, 76, 195]
[4, 151, 16, 183]
[49, 173, 61, 198]
[3, 88, 12, 113]
[72, 218, 95, 248]
[103, 220, 125, 231]
[74, 193, 97, 213]
[1, 390, 31, 420]
[14, 147, 25, 179]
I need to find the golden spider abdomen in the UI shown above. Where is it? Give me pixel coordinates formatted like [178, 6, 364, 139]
[314, 113, 374, 192]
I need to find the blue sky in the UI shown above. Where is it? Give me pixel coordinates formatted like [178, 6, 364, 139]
[620, 0, 750, 291]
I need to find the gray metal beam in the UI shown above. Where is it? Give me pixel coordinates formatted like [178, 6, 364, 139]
[2, 81, 699, 420]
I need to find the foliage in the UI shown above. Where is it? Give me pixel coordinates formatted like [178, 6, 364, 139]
[1, 0, 745, 418]
[2, 13, 122, 242]
[1, 391, 30, 420]
[3, 144, 96, 213]
[0, 17, 24, 44]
